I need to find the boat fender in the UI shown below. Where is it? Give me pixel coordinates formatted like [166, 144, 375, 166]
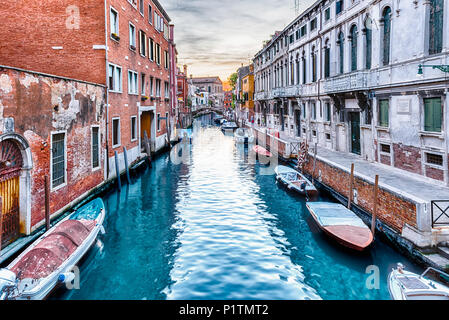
[100, 225, 106, 235]
[58, 272, 75, 284]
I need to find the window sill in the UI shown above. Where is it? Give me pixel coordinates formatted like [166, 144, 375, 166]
[131, 138, 138, 142]
[376, 126, 390, 132]
[419, 131, 444, 139]
[92, 166, 101, 173]
[112, 144, 121, 149]
[109, 90, 122, 94]
[110, 36, 120, 43]
[51, 182, 67, 193]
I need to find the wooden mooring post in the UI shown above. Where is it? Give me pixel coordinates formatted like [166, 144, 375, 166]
[114, 151, 121, 192]
[44, 175, 51, 231]
[371, 175, 379, 236]
[123, 147, 131, 184]
[348, 163, 355, 209]
[143, 130, 152, 168]
[312, 142, 318, 184]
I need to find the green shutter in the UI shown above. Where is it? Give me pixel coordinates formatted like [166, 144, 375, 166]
[424, 98, 442, 132]
[365, 25, 372, 69]
[379, 100, 389, 127]
[429, 0, 444, 54]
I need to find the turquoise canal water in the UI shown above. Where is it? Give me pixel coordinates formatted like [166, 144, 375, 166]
[54, 115, 422, 300]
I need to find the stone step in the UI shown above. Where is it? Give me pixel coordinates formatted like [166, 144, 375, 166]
[438, 246, 449, 260]
[424, 253, 449, 272]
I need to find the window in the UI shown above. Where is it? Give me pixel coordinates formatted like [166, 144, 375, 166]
[129, 23, 136, 50]
[310, 18, 317, 31]
[365, 18, 372, 69]
[325, 102, 331, 122]
[336, 0, 343, 15]
[108, 64, 122, 92]
[155, 79, 161, 97]
[424, 97, 442, 132]
[311, 47, 317, 82]
[139, 30, 146, 56]
[157, 113, 161, 131]
[338, 32, 344, 74]
[51, 133, 66, 188]
[149, 38, 154, 61]
[156, 43, 161, 65]
[326, 133, 331, 140]
[380, 144, 391, 154]
[378, 99, 389, 127]
[302, 54, 306, 84]
[148, 5, 153, 24]
[150, 76, 154, 96]
[300, 25, 307, 37]
[164, 23, 169, 39]
[325, 7, 330, 20]
[128, 70, 138, 94]
[131, 116, 137, 141]
[382, 7, 392, 66]
[350, 25, 358, 71]
[141, 73, 146, 95]
[426, 153, 443, 166]
[127, 0, 137, 8]
[164, 51, 169, 69]
[312, 102, 316, 120]
[339, 110, 345, 122]
[139, 0, 144, 15]
[92, 127, 100, 169]
[112, 118, 120, 147]
[302, 103, 307, 119]
[164, 81, 169, 98]
[110, 8, 119, 37]
[324, 44, 330, 78]
[429, 0, 444, 55]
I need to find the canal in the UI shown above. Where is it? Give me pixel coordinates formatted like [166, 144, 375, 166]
[54, 115, 422, 300]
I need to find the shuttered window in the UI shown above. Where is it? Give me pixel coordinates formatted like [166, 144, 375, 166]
[424, 97, 442, 132]
[379, 99, 389, 127]
[338, 32, 344, 74]
[350, 26, 357, 71]
[52, 133, 65, 188]
[92, 127, 99, 169]
[382, 7, 392, 66]
[324, 46, 330, 78]
[365, 19, 372, 69]
[429, 0, 444, 55]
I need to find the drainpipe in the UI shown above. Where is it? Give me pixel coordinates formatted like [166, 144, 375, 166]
[104, 0, 110, 179]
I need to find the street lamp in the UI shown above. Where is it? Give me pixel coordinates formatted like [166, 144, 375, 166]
[417, 64, 449, 76]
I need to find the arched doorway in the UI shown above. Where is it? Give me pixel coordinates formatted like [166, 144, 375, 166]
[0, 134, 32, 247]
[0, 140, 23, 247]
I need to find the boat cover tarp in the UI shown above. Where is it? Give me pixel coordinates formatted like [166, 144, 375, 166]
[69, 198, 103, 221]
[307, 202, 368, 229]
[10, 220, 92, 280]
[275, 166, 296, 175]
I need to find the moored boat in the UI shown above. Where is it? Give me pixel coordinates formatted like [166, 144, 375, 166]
[274, 165, 318, 199]
[0, 198, 106, 300]
[234, 128, 255, 144]
[221, 121, 238, 133]
[388, 263, 449, 300]
[252, 145, 272, 157]
[305, 202, 373, 251]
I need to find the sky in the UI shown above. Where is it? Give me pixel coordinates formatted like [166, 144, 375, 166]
[163, 0, 315, 83]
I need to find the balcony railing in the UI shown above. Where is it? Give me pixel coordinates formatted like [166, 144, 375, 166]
[323, 71, 379, 94]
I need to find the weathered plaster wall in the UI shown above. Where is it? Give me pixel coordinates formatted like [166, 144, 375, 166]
[0, 67, 106, 231]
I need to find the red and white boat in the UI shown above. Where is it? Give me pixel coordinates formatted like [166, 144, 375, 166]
[0, 198, 105, 300]
[252, 145, 272, 158]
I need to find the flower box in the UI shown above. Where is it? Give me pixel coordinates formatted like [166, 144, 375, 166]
[111, 33, 120, 41]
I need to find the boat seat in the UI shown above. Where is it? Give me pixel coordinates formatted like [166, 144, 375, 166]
[397, 276, 430, 290]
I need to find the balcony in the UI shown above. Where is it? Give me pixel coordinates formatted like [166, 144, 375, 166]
[323, 71, 379, 94]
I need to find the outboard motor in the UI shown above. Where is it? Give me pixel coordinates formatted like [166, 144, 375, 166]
[0, 269, 17, 300]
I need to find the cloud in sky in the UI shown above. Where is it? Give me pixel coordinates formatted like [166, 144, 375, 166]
[163, 0, 315, 82]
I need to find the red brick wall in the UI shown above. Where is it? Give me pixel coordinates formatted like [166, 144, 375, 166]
[0, 0, 106, 84]
[107, 0, 171, 157]
[0, 67, 106, 230]
[393, 143, 422, 175]
[303, 157, 417, 232]
[425, 166, 444, 181]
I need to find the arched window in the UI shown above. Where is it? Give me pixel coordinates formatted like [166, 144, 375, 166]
[296, 54, 300, 85]
[382, 7, 392, 66]
[311, 46, 317, 82]
[337, 32, 344, 74]
[302, 51, 307, 84]
[364, 17, 372, 69]
[429, 0, 444, 54]
[350, 25, 358, 71]
[324, 40, 330, 78]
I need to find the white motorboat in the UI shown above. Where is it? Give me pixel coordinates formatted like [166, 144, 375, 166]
[221, 121, 238, 133]
[274, 165, 318, 199]
[234, 128, 255, 144]
[0, 198, 106, 300]
[388, 263, 449, 300]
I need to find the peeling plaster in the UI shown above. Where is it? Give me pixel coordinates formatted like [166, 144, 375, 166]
[0, 74, 12, 93]
[19, 74, 39, 89]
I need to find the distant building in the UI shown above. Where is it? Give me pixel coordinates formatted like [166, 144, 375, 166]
[191, 77, 224, 108]
[177, 65, 192, 128]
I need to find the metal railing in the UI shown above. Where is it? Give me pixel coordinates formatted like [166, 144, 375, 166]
[431, 200, 449, 228]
